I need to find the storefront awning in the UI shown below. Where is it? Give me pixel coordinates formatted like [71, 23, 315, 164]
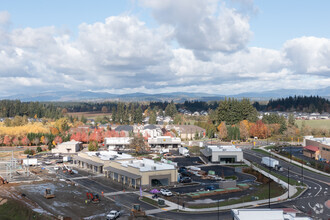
[73, 156, 103, 167]
[104, 166, 141, 179]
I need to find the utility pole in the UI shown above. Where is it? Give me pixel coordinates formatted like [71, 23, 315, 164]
[301, 160, 304, 185]
[287, 167, 290, 199]
[268, 150, 271, 208]
[218, 199, 220, 220]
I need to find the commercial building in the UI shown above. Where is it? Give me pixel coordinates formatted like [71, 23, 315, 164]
[104, 158, 177, 188]
[73, 151, 178, 189]
[201, 145, 243, 164]
[303, 145, 320, 160]
[104, 137, 133, 150]
[73, 151, 133, 173]
[52, 140, 82, 154]
[148, 136, 181, 151]
[303, 136, 330, 161]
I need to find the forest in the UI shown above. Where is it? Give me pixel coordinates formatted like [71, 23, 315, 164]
[254, 96, 330, 113]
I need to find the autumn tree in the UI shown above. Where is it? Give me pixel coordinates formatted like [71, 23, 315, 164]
[88, 141, 99, 151]
[12, 137, 19, 146]
[54, 136, 63, 144]
[21, 136, 30, 146]
[249, 120, 269, 139]
[55, 118, 69, 133]
[129, 134, 147, 154]
[217, 122, 227, 140]
[3, 135, 11, 146]
[101, 106, 108, 113]
[239, 120, 250, 141]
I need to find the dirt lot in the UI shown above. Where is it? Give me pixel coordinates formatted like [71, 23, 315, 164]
[17, 181, 122, 219]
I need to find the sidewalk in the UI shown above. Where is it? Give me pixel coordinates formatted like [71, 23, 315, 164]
[140, 161, 298, 215]
[259, 146, 330, 177]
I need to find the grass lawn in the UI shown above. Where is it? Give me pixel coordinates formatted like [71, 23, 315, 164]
[188, 182, 285, 209]
[296, 119, 330, 129]
[140, 196, 169, 208]
[252, 162, 304, 186]
[0, 199, 51, 220]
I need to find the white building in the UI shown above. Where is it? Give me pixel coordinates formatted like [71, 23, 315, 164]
[201, 145, 243, 164]
[141, 124, 162, 138]
[148, 136, 181, 151]
[231, 208, 312, 220]
[52, 140, 82, 154]
[104, 137, 133, 150]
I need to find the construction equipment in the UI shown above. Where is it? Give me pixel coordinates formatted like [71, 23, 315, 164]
[44, 188, 55, 199]
[86, 192, 100, 204]
[0, 177, 8, 185]
[131, 204, 146, 217]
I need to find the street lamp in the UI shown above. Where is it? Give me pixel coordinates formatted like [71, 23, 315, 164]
[268, 149, 271, 208]
[287, 167, 290, 199]
[121, 176, 124, 191]
[217, 199, 220, 220]
[177, 193, 180, 212]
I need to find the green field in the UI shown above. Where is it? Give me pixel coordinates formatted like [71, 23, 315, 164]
[295, 119, 330, 129]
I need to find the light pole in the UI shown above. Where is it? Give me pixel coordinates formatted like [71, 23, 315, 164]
[301, 160, 304, 185]
[268, 150, 271, 208]
[177, 193, 180, 212]
[287, 167, 290, 199]
[217, 199, 220, 220]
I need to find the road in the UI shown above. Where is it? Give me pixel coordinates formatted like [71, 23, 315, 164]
[243, 149, 329, 220]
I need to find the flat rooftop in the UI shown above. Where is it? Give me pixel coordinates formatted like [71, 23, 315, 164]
[119, 158, 176, 172]
[86, 151, 133, 161]
[207, 145, 242, 152]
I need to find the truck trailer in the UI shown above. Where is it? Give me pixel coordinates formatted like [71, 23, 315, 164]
[261, 157, 282, 171]
[178, 147, 190, 157]
[23, 158, 38, 166]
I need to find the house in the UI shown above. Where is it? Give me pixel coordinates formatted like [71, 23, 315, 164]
[114, 125, 133, 136]
[104, 137, 133, 150]
[168, 125, 206, 140]
[141, 124, 162, 138]
[201, 145, 243, 164]
[148, 136, 182, 151]
[52, 140, 82, 154]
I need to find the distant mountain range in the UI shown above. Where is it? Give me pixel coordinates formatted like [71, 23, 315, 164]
[1, 87, 329, 102]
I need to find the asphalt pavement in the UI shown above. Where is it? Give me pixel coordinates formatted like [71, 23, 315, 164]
[243, 149, 329, 220]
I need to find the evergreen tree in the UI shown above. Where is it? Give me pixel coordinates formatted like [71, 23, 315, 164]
[135, 107, 143, 124]
[149, 110, 157, 124]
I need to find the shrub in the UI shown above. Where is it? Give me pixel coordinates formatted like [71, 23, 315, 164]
[24, 148, 34, 155]
[88, 141, 99, 151]
[36, 146, 42, 153]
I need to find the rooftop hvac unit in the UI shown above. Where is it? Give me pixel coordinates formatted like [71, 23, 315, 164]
[140, 163, 145, 167]
[130, 160, 133, 164]
[152, 166, 157, 170]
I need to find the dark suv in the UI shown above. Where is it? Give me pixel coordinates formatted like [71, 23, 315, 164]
[180, 177, 192, 183]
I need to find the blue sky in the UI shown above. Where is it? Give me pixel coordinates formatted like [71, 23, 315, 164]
[0, 0, 329, 96]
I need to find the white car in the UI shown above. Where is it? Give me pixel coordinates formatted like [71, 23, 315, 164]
[54, 166, 59, 171]
[106, 210, 120, 220]
[160, 189, 172, 196]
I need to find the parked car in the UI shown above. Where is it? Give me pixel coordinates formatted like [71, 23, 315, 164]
[160, 189, 173, 196]
[178, 167, 187, 173]
[106, 210, 120, 220]
[180, 171, 192, 177]
[180, 177, 192, 183]
[205, 185, 215, 191]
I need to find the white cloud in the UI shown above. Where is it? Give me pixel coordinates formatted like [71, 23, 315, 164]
[0, 4, 329, 97]
[283, 36, 330, 76]
[140, 0, 252, 54]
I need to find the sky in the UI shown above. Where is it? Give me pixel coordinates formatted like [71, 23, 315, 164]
[0, 0, 330, 97]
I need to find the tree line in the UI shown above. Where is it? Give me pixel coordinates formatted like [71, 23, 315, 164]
[254, 96, 330, 113]
[0, 100, 62, 119]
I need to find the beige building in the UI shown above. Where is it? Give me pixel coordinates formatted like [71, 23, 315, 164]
[73, 151, 178, 189]
[52, 140, 82, 154]
[168, 125, 206, 140]
[104, 158, 177, 188]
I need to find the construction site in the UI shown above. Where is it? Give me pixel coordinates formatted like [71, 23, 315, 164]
[0, 150, 155, 220]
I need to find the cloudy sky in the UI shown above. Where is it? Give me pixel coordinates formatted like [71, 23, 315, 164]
[0, 0, 330, 96]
